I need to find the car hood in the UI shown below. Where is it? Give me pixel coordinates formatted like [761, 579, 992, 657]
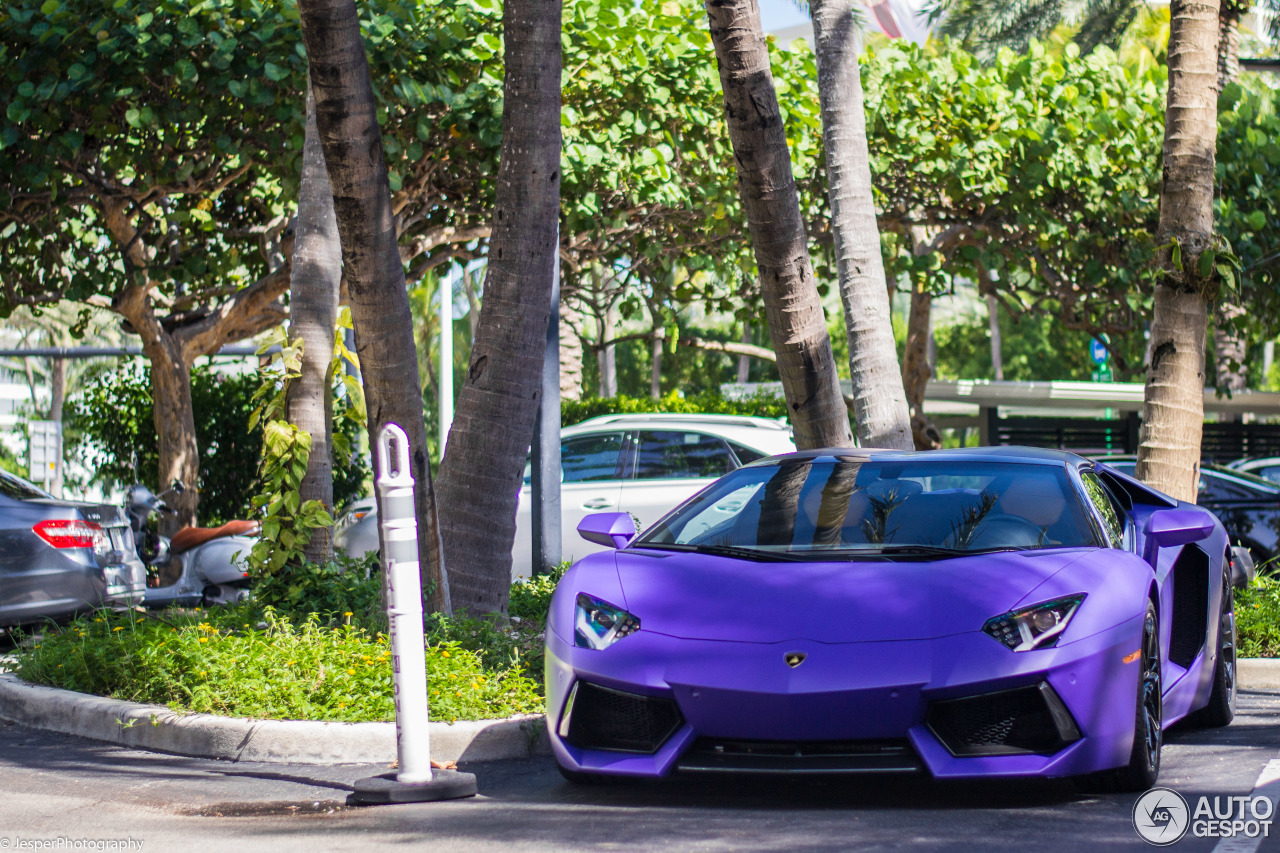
[613, 547, 1092, 643]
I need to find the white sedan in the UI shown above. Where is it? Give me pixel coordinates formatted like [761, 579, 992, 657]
[335, 413, 796, 578]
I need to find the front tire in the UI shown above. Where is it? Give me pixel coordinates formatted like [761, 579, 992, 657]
[1079, 600, 1162, 793]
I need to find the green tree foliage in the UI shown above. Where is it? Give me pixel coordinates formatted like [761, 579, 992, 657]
[1216, 78, 1280, 338]
[73, 365, 263, 525]
[932, 307, 1148, 382]
[72, 363, 366, 525]
[864, 40, 1166, 358]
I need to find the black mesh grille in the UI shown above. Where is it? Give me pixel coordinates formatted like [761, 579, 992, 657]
[564, 681, 682, 753]
[926, 682, 1081, 757]
[1170, 547, 1209, 668]
[677, 738, 923, 774]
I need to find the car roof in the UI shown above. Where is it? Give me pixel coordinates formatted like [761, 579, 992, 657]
[570, 413, 791, 431]
[564, 412, 796, 453]
[760, 445, 1089, 466]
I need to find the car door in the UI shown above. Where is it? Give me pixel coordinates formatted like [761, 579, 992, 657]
[617, 430, 740, 537]
[513, 431, 627, 576]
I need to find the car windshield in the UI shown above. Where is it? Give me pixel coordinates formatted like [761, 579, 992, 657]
[633, 458, 1098, 558]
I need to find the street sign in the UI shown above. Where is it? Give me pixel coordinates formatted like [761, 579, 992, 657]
[1090, 337, 1109, 365]
[1092, 366, 1114, 383]
[28, 420, 62, 489]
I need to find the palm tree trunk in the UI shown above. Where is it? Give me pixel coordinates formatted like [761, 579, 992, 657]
[285, 80, 341, 565]
[809, 0, 912, 451]
[1213, 3, 1246, 397]
[296, 0, 448, 613]
[902, 276, 941, 449]
[434, 0, 561, 616]
[559, 297, 584, 401]
[986, 294, 1004, 381]
[1135, 0, 1221, 502]
[704, 0, 852, 450]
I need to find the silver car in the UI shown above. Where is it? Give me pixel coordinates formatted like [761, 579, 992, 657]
[335, 413, 796, 578]
[0, 470, 146, 628]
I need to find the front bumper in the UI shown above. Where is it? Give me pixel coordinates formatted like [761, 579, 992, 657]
[545, 612, 1145, 780]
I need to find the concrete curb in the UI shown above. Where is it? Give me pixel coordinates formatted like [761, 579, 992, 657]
[0, 673, 550, 765]
[1240, 658, 1280, 690]
[9, 659, 1276, 765]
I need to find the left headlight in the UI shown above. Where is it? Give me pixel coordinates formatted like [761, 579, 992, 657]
[574, 593, 640, 649]
[983, 594, 1086, 652]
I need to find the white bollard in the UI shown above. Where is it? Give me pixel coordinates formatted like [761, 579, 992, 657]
[376, 423, 432, 785]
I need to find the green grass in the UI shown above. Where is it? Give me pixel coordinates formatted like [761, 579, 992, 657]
[14, 561, 569, 722]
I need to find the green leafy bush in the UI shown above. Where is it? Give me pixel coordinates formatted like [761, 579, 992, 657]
[508, 562, 569, 622]
[1237, 576, 1280, 658]
[15, 605, 541, 722]
[253, 552, 384, 628]
[72, 364, 369, 526]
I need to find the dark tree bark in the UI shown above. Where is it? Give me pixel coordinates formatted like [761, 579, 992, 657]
[434, 0, 561, 616]
[1212, 1, 1247, 397]
[809, 0, 912, 451]
[285, 80, 342, 564]
[902, 276, 941, 450]
[1136, 0, 1221, 502]
[296, 0, 448, 613]
[704, 0, 852, 450]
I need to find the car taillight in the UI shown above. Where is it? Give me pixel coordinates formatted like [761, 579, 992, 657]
[34, 520, 108, 555]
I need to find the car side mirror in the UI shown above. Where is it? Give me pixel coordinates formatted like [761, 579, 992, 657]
[578, 512, 636, 550]
[1145, 508, 1215, 547]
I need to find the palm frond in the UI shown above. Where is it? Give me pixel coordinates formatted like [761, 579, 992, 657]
[1074, 0, 1142, 53]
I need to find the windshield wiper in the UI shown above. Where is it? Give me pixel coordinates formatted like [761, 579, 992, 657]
[629, 542, 803, 562]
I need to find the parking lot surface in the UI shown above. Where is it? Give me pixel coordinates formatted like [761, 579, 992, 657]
[3, 690, 1280, 851]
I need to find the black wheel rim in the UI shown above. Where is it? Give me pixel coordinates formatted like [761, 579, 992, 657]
[1141, 609, 1162, 772]
[1222, 585, 1237, 709]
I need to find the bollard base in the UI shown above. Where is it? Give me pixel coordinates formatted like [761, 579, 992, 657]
[349, 769, 478, 806]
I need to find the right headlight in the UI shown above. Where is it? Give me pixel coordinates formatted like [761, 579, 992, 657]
[574, 593, 640, 650]
[983, 594, 1086, 652]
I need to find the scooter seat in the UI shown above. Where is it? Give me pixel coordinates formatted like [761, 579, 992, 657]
[171, 520, 259, 555]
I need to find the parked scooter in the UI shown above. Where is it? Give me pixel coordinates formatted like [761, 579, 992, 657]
[125, 480, 257, 608]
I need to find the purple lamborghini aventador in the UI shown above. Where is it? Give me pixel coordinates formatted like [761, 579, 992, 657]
[544, 447, 1244, 791]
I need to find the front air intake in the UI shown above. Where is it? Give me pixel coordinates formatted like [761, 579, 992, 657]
[562, 681, 683, 754]
[926, 681, 1081, 757]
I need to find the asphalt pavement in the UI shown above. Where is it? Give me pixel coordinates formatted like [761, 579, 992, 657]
[3, 690, 1280, 852]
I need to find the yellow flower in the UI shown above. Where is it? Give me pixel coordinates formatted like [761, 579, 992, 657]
[198, 637, 208, 644]
[344, 611, 353, 617]
[136, 618, 145, 623]
[441, 651, 450, 658]
[285, 660, 295, 666]
[93, 618, 103, 623]
[347, 668, 356, 676]
[113, 626, 124, 632]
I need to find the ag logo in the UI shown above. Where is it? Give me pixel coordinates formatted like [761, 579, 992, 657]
[1133, 787, 1190, 846]
[784, 652, 806, 668]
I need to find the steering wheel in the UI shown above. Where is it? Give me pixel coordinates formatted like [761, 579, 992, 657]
[967, 516, 1046, 549]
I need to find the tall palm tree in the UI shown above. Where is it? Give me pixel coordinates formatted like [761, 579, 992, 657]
[810, 0, 915, 450]
[1135, 0, 1223, 501]
[284, 79, 342, 564]
[434, 0, 562, 615]
[295, 0, 448, 612]
[704, 0, 853, 451]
